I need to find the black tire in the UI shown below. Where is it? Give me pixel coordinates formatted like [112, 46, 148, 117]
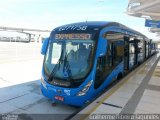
[117, 73, 123, 80]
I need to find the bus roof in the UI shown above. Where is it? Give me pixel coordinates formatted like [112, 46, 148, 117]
[51, 21, 148, 39]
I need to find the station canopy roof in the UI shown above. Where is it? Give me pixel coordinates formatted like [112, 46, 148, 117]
[126, 0, 160, 39]
[126, 0, 160, 20]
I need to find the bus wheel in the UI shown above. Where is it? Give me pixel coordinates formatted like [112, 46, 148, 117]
[117, 73, 123, 81]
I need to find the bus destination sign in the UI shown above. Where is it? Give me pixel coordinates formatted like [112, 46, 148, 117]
[55, 34, 92, 40]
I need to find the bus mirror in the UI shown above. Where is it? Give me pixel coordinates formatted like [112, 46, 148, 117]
[96, 39, 107, 57]
[41, 38, 49, 55]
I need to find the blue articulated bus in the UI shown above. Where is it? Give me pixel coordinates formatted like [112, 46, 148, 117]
[40, 21, 156, 107]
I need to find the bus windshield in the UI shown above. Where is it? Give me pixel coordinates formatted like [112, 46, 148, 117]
[44, 39, 95, 82]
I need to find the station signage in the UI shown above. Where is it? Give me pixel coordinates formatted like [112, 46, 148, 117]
[145, 19, 160, 28]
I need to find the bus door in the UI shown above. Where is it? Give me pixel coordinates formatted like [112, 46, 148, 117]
[137, 39, 144, 64]
[149, 39, 152, 56]
[133, 39, 140, 66]
[151, 42, 156, 55]
[124, 36, 130, 72]
[146, 42, 149, 58]
[144, 41, 147, 59]
[129, 39, 135, 69]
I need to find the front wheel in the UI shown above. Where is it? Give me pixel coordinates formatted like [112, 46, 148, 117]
[117, 73, 123, 81]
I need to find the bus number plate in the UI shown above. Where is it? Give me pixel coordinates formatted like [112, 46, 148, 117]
[54, 96, 64, 101]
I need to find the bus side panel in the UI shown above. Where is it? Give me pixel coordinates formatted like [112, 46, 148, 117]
[95, 62, 124, 93]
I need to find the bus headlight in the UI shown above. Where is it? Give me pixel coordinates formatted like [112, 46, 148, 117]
[77, 80, 93, 96]
[41, 76, 47, 89]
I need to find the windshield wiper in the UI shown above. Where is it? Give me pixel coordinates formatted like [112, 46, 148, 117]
[48, 49, 74, 86]
[48, 49, 64, 82]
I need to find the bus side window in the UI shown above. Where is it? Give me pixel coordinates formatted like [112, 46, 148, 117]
[106, 42, 113, 67]
[95, 56, 106, 89]
[113, 41, 124, 66]
[94, 32, 124, 89]
[103, 42, 115, 77]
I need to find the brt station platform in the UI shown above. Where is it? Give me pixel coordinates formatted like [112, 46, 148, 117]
[69, 52, 160, 120]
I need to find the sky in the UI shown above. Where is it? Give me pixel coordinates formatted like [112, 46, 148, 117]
[0, 0, 159, 40]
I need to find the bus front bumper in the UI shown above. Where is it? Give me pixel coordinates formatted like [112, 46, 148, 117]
[40, 84, 90, 107]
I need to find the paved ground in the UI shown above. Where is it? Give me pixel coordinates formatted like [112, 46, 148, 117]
[0, 42, 77, 120]
[0, 42, 42, 63]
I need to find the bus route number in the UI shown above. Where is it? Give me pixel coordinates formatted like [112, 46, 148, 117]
[58, 25, 87, 31]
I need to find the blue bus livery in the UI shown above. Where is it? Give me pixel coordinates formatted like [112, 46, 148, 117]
[40, 21, 156, 106]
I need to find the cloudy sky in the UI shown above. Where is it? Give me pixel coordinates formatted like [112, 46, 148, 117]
[0, 0, 158, 39]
